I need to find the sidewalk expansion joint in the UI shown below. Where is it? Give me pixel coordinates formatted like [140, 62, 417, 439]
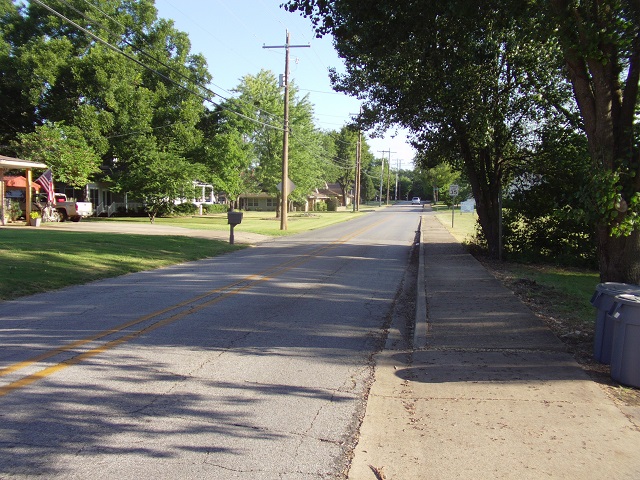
[413, 345, 568, 354]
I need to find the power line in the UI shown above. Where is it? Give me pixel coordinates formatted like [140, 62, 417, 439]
[26, 0, 371, 176]
[80, 0, 356, 150]
[33, 0, 284, 132]
[79, 0, 285, 127]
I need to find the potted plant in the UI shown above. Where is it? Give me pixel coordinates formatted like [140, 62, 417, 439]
[29, 211, 41, 227]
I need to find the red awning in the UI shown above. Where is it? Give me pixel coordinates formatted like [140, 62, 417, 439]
[2, 175, 41, 190]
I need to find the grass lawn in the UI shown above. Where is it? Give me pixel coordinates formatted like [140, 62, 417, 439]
[0, 229, 243, 301]
[91, 209, 368, 237]
[0, 209, 371, 301]
[432, 204, 479, 243]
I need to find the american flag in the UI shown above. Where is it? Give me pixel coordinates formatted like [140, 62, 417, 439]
[35, 169, 54, 203]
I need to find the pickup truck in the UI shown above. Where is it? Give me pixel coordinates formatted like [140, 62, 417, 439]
[50, 193, 93, 222]
[5, 191, 92, 222]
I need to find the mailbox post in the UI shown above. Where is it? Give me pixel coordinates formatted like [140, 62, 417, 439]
[227, 208, 243, 244]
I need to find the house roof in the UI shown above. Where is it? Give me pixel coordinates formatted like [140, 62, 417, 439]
[239, 192, 275, 199]
[2, 176, 42, 190]
[318, 189, 339, 196]
[0, 155, 48, 170]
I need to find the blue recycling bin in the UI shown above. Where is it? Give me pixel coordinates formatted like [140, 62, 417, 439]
[590, 283, 640, 363]
[609, 294, 640, 388]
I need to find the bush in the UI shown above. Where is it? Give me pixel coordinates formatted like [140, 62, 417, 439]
[327, 198, 338, 212]
[8, 201, 22, 221]
[314, 201, 327, 212]
[203, 203, 229, 214]
[502, 207, 597, 268]
[173, 202, 198, 216]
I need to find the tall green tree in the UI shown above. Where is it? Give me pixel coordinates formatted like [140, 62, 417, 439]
[14, 122, 101, 188]
[286, 0, 640, 281]
[329, 126, 359, 205]
[284, 0, 570, 259]
[1, 0, 211, 202]
[538, 0, 640, 282]
[118, 151, 204, 222]
[233, 70, 288, 206]
[231, 70, 326, 210]
[194, 106, 253, 204]
[418, 163, 462, 205]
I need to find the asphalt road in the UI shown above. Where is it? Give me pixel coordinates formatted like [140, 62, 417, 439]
[0, 204, 423, 479]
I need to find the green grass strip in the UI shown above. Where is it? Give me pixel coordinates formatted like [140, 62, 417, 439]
[0, 229, 243, 301]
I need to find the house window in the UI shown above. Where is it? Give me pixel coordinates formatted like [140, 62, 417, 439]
[247, 198, 259, 208]
[266, 198, 276, 208]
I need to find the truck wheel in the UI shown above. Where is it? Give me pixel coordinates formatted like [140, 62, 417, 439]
[72, 216, 81, 222]
[57, 209, 68, 222]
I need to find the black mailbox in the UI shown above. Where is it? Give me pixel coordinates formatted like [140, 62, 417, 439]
[227, 211, 243, 225]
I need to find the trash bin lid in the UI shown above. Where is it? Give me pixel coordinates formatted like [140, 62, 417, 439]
[591, 282, 640, 307]
[613, 293, 640, 306]
[596, 282, 640, 295]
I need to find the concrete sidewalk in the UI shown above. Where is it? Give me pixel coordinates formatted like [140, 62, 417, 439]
[348, 212, 640, 479]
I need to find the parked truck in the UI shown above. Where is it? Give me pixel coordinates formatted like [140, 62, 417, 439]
[30, 193, 93, 222]
[50, 193, 93, 222]
[5, 190, 92, 222]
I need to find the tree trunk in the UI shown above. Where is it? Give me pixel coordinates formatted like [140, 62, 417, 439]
[468, 169, 501, 259]
[339, 183, 350, 207]
[458, 132, 502, 259]
[551, 0, 640, 283]
[598, 228, 640, 283]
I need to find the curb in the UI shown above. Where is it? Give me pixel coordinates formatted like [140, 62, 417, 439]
[413, 214, 428, 349]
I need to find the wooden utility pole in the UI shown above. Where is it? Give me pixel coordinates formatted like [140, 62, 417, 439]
[379, 150, 396, 205]
[386, 158, 391, 205]
[349, 107, 362, 212]
[263, 31, 309, 231]
[377, 150, 387, 207]
[395, 158, 400, 201]
[355, 131, 361, 211]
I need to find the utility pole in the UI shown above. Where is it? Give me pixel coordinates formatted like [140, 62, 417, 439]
[377, 150, 387, 207]
[395, 158, 400, 201]
[381, 150, 396, 205]
[356, 131, 361, 210]
[263, 31, 309, 230]
[349, 107, 362, 212]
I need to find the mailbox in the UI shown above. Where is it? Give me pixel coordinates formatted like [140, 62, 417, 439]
[227, 211, 243, 225]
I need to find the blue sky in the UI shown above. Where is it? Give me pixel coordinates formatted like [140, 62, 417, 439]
[153, 0, 416, 169]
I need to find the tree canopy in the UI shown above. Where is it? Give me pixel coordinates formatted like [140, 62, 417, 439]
[284, 0, 640, 282]
[0, 0, 374, 217]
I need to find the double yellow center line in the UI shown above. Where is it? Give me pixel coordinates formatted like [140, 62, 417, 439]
[0, 220, 386, 397]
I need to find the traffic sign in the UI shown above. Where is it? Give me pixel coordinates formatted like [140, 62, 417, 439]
[449, 184, 459, 197]
[276, 178, 296, 194]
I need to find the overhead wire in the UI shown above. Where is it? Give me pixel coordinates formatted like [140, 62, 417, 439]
[30, 0, 370, 175]
[77, 0, 285, 127]
[141, 0, 285, 126]
[32, 0, 284, 132]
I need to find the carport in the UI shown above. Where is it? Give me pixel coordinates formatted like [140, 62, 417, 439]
[0, 155, 48, 226]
